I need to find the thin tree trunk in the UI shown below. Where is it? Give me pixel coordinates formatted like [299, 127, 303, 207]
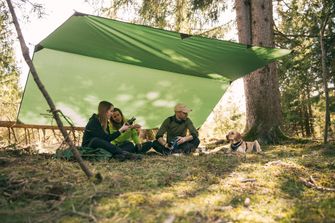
[333, 76, 335, 136]
[175, 0, 187, 33]
[299, 105, 305, 137]
[6, 0, 93, 178]
[306, 84, 315, 138]
[320, 13, 331, 144]
[302, 92, 311, 137]
[236, 0, 285, 144]
[303, 104, 311, 137]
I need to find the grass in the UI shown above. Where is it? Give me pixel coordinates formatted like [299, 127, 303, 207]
[0, 142, 334, 222]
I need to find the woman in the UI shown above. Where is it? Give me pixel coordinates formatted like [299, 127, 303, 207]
[82, 101, 142, 160]
[110, 108, 152, 154]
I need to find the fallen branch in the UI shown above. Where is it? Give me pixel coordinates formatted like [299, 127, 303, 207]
[299, 176, 335, 192]
[68, 204, 97, 222]
[78, 191, 120, 209]
[3, 189, 62, 201]
[48, 196, 66, 212]
[240, 178, 257, 183]
[66, 210, 97, 222]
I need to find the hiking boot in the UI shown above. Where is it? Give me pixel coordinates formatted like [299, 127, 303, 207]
[121, 151, 143, 160]
[113, 153, 127, 162]
[162, 148, 172, 156]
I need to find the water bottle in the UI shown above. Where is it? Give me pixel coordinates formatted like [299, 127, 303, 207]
[171, 137, 179, 150]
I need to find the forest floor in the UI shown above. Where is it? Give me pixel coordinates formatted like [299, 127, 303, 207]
[0, 141, 335, 223]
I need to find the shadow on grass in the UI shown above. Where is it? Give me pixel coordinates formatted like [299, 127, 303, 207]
[280, 175, 305, 198]
[290, 192, 335, 223]
[281, 137, 316, 145]
[0, 149, 243, 223]
[309, 143, 335, 157]
[274, 142, 335, 223]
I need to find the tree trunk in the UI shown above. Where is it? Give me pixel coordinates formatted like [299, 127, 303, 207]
[175, 0, 187, 32]
[298, 105, 305, 137]
[303, 105, 311, 137]
[6, 0, 94, 178]
[306, 84, 315, 138]
[302, 91, 311, 137]
[235, 0, 285, 143]
[235, 0, 252, 45]
[320, 13, 331, 144]
[333, 76, 335, 137]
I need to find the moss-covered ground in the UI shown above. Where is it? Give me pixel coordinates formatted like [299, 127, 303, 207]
[0, 142, 334, 223]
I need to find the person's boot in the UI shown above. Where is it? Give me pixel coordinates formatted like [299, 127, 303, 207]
[162, 148, 172, 156]
[113, 153, 126, 161]
[121, 151, 143, 160]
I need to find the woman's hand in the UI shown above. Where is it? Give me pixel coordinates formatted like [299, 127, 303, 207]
[119, 123, 130, 133]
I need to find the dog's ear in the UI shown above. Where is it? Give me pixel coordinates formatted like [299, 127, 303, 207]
[235, 132, 242, 141]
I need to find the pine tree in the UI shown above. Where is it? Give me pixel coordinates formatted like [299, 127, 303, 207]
[236, 0, 285, 143]
[276, 0, 335, 141]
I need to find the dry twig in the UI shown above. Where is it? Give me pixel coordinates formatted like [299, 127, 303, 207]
[67, 204, 97, 222]
[240, 178, 257, 183]
[299, 176, 335, 192]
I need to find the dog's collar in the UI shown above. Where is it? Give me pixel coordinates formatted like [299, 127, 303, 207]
[231, 141, 243, 151]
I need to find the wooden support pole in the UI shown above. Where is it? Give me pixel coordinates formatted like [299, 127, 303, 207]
[8, 127, 11, 145]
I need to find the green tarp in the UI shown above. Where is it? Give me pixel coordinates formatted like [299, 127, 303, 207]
[18, 13, 291, 128]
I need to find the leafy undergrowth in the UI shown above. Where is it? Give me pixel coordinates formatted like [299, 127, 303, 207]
[0, 142, 334, 223]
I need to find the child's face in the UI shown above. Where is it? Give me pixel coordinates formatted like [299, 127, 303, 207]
[112, 111, 122, 123]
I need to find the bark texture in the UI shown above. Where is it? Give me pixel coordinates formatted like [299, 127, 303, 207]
[236, 0, 285, 143]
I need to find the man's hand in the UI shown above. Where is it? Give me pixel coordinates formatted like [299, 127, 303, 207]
[131, 123, 141, 129]
[176, 136, 186, 145]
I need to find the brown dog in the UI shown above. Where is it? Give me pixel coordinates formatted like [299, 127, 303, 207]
[226, 131, 262, 153]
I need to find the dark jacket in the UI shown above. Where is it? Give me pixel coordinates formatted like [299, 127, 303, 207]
[82, 114, 121, 147]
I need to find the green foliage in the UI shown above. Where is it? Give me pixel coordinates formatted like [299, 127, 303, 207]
[276, 0, 335, 139]
[0, 1, 21, 121]
[100, 0, 228, 35]
[212, 100, 245, 138]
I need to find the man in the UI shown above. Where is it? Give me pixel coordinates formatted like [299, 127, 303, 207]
[152, 103, 200, 155]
